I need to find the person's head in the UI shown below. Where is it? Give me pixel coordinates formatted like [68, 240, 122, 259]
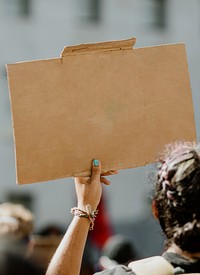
[99, 235, 136, 269]
[0, 202, 34, 253]
[153, 141, 200, 253]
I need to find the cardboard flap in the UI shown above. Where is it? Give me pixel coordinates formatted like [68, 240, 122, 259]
[61, 37, 136, 56]
[6, 38, 196, 184]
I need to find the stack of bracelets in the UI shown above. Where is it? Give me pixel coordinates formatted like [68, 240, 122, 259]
[71, 204, 99, 231]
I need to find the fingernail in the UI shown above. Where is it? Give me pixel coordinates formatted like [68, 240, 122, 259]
[93, 159, 99, 167]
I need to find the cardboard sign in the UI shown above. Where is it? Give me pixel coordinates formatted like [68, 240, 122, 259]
[6, 38, 196, 184]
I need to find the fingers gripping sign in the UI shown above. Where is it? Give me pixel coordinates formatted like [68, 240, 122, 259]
[90, 159, 112, 185]
[75, 159, 103, 211]
[75, 160, 117, 212]
[91, 160, 118, 184]
[90, 159, 102, 182]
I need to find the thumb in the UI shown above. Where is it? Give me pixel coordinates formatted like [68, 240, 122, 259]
[91, 159, 101, 181]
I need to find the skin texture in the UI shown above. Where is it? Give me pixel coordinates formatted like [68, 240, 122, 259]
[46, 160, 117, 275]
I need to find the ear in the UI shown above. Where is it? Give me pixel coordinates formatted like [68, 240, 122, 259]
[151, 200, 159, 220]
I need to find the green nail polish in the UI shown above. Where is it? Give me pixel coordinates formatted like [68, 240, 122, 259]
[93, 159, 99, 167]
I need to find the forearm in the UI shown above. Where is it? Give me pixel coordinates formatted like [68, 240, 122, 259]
[46, 216, 90, 275]
[46, 160, 105, 275]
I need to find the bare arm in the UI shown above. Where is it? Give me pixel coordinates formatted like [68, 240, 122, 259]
[46, 160, 113, 275]
[46, 215, 90, 275]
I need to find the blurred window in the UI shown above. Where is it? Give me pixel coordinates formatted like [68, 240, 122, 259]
[153, 0, 166, 28]
[5, 0, 31, 17]
[19, 0, 31, 16]
[76, 0, 101, 23]
[88, 0, 100, 22]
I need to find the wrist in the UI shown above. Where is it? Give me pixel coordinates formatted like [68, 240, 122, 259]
[73, 215, 91, 227]
[71, 204, 99, 231]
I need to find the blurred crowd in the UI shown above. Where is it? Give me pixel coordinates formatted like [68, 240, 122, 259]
[0, 201, 137, 275]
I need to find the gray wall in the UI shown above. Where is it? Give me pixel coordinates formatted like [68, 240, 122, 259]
[0, 0, 199, 257]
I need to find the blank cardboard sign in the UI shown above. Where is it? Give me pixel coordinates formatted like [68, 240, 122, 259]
[6, 38, 196, 184]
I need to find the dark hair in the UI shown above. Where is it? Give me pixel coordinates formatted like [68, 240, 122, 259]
[154, 141, 200, 253]
[0, 239, 43, 275]
[101, 235, 136, 265]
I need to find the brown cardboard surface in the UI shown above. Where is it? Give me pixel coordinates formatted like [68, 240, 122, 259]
[6, 38, 196, 184]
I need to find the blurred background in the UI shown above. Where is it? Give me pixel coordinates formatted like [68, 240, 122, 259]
[0, 0, 200, 270]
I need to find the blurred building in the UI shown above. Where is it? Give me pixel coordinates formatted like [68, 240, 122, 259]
[0, 0, 200, 257]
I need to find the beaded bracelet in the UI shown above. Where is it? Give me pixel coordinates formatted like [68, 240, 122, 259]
[71, 204, 98, 231]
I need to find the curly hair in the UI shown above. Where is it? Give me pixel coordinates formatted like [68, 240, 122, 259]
[0, 203, 34, 241]
[154, 141, 200, 253]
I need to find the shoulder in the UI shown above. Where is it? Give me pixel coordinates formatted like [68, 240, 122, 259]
[94, 265, 135, 275]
